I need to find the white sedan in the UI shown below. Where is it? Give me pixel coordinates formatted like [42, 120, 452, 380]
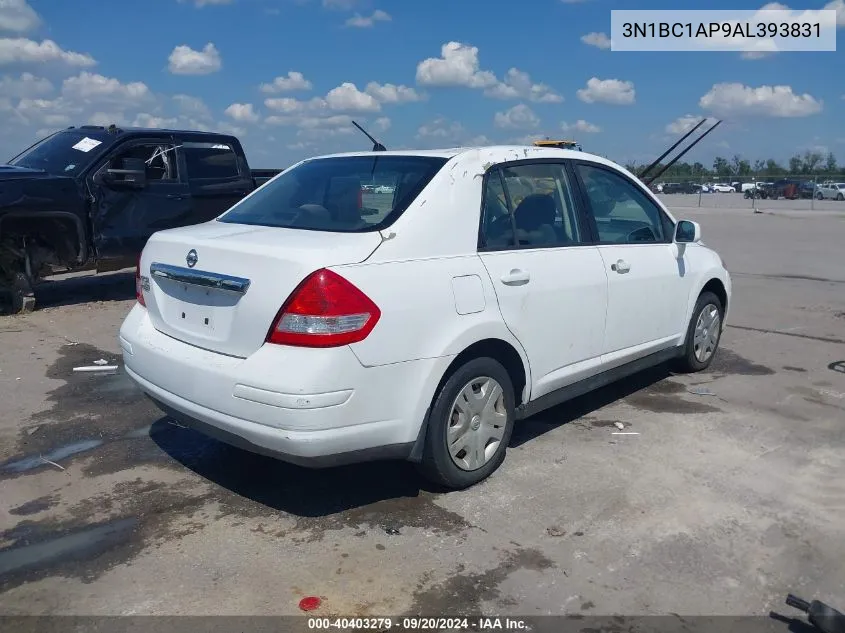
[121, 146, 731, 489]
[711, 183, 735, 193]
[816, 182, 845, 201]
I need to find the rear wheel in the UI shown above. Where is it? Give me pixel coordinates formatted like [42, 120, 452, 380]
[673, 291, 724, 373]
[417, 357, 515, 489]
[838, 193, 844, 201]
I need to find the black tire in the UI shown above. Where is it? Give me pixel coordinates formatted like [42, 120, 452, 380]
[0, 272, 36, 315]
[673, 291, 724, 373]
[838, 193, 844, 201]
[417, 357, 515, 490]
[816, 192, 824, 200]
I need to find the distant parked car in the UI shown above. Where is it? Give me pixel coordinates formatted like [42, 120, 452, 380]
[711, 183, 735, 193]
[815, 182, 845, 201]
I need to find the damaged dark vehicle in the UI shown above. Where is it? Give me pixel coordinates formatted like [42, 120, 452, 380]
[0, 125, 281, 314]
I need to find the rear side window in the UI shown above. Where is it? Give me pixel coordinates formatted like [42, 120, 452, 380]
[219, 155, 449, 233]
[480, 162, 583, 249]
[182, 141, 239, 179]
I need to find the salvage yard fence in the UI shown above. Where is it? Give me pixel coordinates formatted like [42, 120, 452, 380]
[652, 174, 845, 211]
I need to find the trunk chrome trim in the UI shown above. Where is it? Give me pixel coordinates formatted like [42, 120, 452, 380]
[149, 262, 251, 294]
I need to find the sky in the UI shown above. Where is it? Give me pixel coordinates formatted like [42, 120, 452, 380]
[0, 0, 843, 170]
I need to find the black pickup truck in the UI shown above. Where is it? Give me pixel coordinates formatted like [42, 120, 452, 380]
[0, 125, 282, 313]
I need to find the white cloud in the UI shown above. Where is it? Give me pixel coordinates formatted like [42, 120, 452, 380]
[0, 0, 40, 33]
[494, 104, 540, 130]
[61, 71, 152, 103]
[345, 9, 391, 27]
[508, 133, 545, 145]
[0, 38, 96, 66]
[416, 116, 466, 141]
[325, 82, 380, 112]
[416, 42, 498, 88]
[265, 112, 350, 128]
[581, 32, 611, 49]
[133, 113, 179, 128]
[416, 41, 561, 103]
[88, 111, 126, 127]
[484, 68, 562, 103]
[740, 51, 774, 60]
[225, 102, 260, 123]
[699, 83, 823, 117]
[264, 96, 327, 114]
[373, 116, 390, 132]
[364, 81, 423, 103]
[15, 97, 75, 126]
[260, 71, 312, 93]
[0, 71, 51, 97]
[167, 43, 221, 75]
[323, 0, 357, 8]
[561, 119, 601, 133]
[665, 114, 707, 134]
[172, 94, 211, 120]
[826, 0, 845, 26]
[576, 77, 636, 105]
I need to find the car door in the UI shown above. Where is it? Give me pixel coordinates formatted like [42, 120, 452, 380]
[477, 161, 609, 400]
[90, 137, 193, 264]
[175, 135, 254, 223]
[570, 160, 691, 365]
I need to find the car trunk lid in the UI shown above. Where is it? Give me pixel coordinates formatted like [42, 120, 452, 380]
[139, 221, 383, 358]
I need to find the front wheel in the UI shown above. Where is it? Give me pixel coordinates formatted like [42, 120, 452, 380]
[417, 357, 516, 489]
[673, 291, 724, 373]
[838, 193, 844, 201]
[0, 272, 36, 315]
[816, 192, 824, 200]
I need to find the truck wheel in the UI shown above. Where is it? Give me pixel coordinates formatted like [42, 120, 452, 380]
[673, 291, 724, 373]
[417, 357, 516, 490]
[0, 273, 36, 315]
[838, 193, 844, 201]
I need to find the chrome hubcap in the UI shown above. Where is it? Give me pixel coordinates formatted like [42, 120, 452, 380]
[693, 303, 721, 363]
[447, 377, 507, 471]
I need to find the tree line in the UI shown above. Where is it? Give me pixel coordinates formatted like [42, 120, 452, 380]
[624, 150, 841, 181]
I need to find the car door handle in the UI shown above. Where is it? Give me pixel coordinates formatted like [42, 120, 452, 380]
[611, 259, 631, 274]
[500, 269, 530, 286]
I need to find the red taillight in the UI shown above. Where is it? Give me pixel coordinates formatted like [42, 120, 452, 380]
[135, 254, 146, 307]
[266, 268, 380, 348]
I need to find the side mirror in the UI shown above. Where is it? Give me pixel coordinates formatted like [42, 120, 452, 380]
[104, 157, 147, 188]
[674, 219, 701, 243]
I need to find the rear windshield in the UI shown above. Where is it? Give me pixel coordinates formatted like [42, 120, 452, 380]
[218, 155, 449, 232]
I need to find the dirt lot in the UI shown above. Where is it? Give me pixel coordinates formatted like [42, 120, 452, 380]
[1, 207, 844, 618]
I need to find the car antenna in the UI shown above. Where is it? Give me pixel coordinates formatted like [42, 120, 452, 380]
[638, 118, 707, 182]
[352, 120, 386, 152]
[641, 119, 723, 187]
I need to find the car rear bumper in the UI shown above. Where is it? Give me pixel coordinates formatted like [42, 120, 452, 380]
[119, 304, 450, 467]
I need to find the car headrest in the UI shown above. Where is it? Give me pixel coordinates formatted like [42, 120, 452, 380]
[514, 194, 555, 231]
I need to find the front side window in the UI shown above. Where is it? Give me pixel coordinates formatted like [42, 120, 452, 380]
[219, 155, 449, 233]
[575, 163, 668, 244]
[182, 142, 239, 179]
[480, 162, 583, 249]
[105, 143, 179, 182]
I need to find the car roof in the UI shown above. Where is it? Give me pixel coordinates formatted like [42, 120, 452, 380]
[304, 145, 619, 170]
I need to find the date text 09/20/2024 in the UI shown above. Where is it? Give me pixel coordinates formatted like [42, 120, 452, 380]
[307, 617, 529, 630]
[621, 21, 822, 39]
